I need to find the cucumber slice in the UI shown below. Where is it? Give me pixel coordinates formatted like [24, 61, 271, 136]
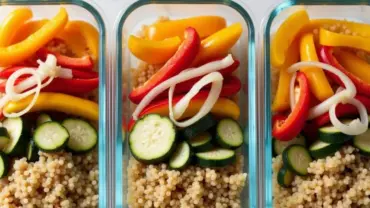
[319, 122, 353, 144]
[2, 117, 29, 156]
[181, 114, 217, 140]
[129, 114, 177, 164]
[277, 166, 295, 188]
[309, 140, 342, 159]
[62, 119, 98, 153]
[37, 113, 52, 126]
[169, 141, 191, 170]
[354, 129, 370, 156]
[34, 122, 69, 152]
[0, 151, 9, 178]
[273, 135, 306, 155]
[188, 132, 213, 152]
[195, 148, 236, 167]
[27, 141, 39, 162]
[0, 127, 10, 150]
[215, 118, 243, 149]
[282, 145, 312, 176]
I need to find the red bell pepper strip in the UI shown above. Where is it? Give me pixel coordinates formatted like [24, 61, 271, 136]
[0, 66, 98, 79]
[36, 47, 94, 70]
[272, 72, 311, 141]
[320, 46, 370, 96]
[129, 27, 200, 104]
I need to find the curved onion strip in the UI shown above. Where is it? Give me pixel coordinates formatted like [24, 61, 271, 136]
[288, 61, 356, 119]
[133, 54, 234, 120]
[169, 72, 223, 127]
[329, 97, 368, 135]
[289, 72, 297, 109]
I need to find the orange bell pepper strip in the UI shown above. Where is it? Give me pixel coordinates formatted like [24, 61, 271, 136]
[10, 19, 48, 44]
[192, 23, 242, 66]
[128, 35, 181, 64]
[0, 7, 33, 47]
[145, 16, 226, 40]
[300, 33, 333, 101]
[334, 50, 370, 84]
[320, 28, 370, 52]
[0, 8, 68, 67]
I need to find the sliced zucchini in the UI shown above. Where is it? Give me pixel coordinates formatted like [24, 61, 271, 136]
[215, 118, 243, 149]
[34, 122, 69, 152]
[27, 141, 39, 162]
[129, 114, 177, 164]
[354, 129, 370, 156]
[273, 135, 306, 155]
[188, 132, 213, 152]
[0, 127, 10, 150]
[0, 151, 9, 178]
[169, 141, 192, 169]
[37, 113, 52, 126]
[318, 122, 353, 144]
[2, 117, 29, 156]
[62, 118, 98, 153]
[309, 140, 342, 159]
[277, 166, 295, 188]
[181, 114, 217, 140]
[282, 145, 312, 176]
[195, 148, 236, 167]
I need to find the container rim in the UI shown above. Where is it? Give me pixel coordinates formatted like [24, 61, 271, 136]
[262, 1, 370, 207]
[0, 1, 108, 207]
[114, 0, 257, 207]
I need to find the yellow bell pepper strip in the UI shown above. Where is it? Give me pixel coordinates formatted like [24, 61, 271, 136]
[128, 35, 181, 64]
[271, 9, 310, 68]
[4, 93, 98, 121]
[300, 33, 333, 101]
[334, 50, 370, 84]
[0, 8, 68, 67]
[0, 7, 33, 47]
[320, 28, 370, 52]
[10, 19, 48, 44]
[192, 23, 242, 66]
[145, 16, 226, 40]
[272, 40, 300, 112]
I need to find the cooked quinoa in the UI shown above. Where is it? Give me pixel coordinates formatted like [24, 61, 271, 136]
[127, 155, 247, 208]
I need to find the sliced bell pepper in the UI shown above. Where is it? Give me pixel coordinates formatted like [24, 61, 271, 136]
[128, 35, 181, 64]
[3, 92, 98, 121]
[128, 91, 240, 131]
[36, 48, 93, 70]
[0, 8, 68, 67]
[192, 23, 242, 66]
[129, 27, 200, 104]
[10, 19, 48, 44]
[0, 7, 33, 47]
[144, 16, 226, 40]
[334, 50, 370, 84]
[272, 72, 311, 141]
[320, 46, 370, 96]
[320, 28, 370, 52]
[271, 9, 310, 68]
[300, 33, 333, 101]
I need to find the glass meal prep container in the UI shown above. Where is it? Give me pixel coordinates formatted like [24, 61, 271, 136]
[262, 1, 370, 207]
[115, 0, 257, 207]
[0, 1, 107, 207]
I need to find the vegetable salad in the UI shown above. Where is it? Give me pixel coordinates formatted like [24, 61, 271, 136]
[271, 8, 370, 207]
[126, 16, 247, 207]
[0, 7, 100, 207]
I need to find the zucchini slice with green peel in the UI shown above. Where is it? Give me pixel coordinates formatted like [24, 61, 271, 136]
[181, 114, 217, 140]
[318, 122, 353, 144]
[0, 127, 10, 150]
[277, 166, 295, 188]
[2, 117, 29, 156]
[309, 140, 342, 159]
[354, 129, 370, 156]
[215, 118, 243, 149]
[34, 122, 69, 152]
[62, 118, 98, 153]
[27, 141, 39, 162]
[169, 141, 192, 170]
[188, 132, 213, 152]
[36, 113, 52, 126]
[129, 114, 177, 164]
[273, 135, 306, 155]
[282, 145, 312, 176]
[0, 151, 9, 178]
[195, 148, 236, 167]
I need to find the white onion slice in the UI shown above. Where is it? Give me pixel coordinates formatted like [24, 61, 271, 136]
[133, 54, 234, 120]
[168, 72, 223, 127]
[329, 98, 368, 135]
